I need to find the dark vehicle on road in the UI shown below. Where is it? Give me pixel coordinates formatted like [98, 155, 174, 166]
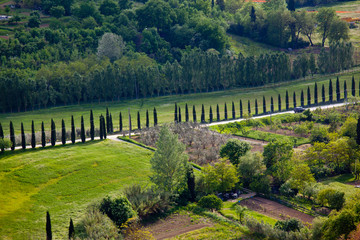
[294, 107, 306, 113]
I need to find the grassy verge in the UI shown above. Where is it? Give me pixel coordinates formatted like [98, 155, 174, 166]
[0, 139, 153, 239]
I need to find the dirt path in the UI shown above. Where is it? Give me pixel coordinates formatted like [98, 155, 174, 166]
[240, 197, 314, 225]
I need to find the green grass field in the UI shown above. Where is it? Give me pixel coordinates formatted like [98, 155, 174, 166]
[0, 139, 153, 239]
[1, 71, 360, 137]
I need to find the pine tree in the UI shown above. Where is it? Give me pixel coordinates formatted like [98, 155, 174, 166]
[286, 90, 289, 110]
[71, 116, 75, 144]
[192, 105, 196, 122]
[248, 100, 251, 114]
[90, 110, 94, 140]
[61, 119, 66, 145]
[357, 118, 360, 145]
[46, 211, 52, 240]
[216, 104, 220, 121]
[154, 108, 158, 126]
[314, 82, 318, 105]
[106, 107, 110, 133]
[263, 96, 266, 113]
[0, 123, 4, 152]
[278, 94, 282, 112]
[109, 113, 113, 133]
[174, 103, 178, 123]
[255, 99, 258, 115]
[301, 90, 304, 107]
[81, 116, 85, 143]
[21, 122, 26, 149]
[31, 121, 36, 148]
[240, 100, 243, 118]
[10, 121, 15, 150]
[344, 80, 348, 100]
[232, 101, 235, 119]
[293, 92, 297, 108]
[99, 115, 104, 140]
[185, 104, 189, 122]
[178, 107, 182, 122]
[201, 104, 205, 123]
[41, 121, 46, 147]
[209, 106, 213, 123]
[68, 218, 75, 240]
[51, 119, 56, 146]
[119, 112, 123, 131]
[322, 84, 326, 103]
[329, 79, 333, 102]
[224, 103, 228, 120]
[336, 77, 340, 101]
[352, 76, 355, 97]
[146, 110, 149, 128]
[271, 97, 274, 112]
[137, 111, 141, 130]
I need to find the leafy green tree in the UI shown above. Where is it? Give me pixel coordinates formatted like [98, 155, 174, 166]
[90, 110, 94, 140]
[275, 218, 303, 232]
[289, 163, 315, 192]
[154, 108, 158, 126]
[28, 11, 41, 28]
[193, 105, 197, 122]
[150, 126, 188, 193]
[310, 125, 330, 143]
[322, 209, 356, 240]
[71, 116, 75, 144]
[224, 103, 228, 120]
[202, 160, 238, 193]
[317, 188, 345, 210]
[329, 18, 350, 43]
[198, 195, 223, 211]
[41, 122, 46, 148]
[46, 211, 52, 240]
[81, 116, 85, 143]
[99, 0, 119, 16]
[50, 6, 65, 18]
[309, 54, 317, 74]
[10, 121, 15, 151]
[220, 139, 251, 166]
[97, 33, 125, 62]
[99, 196, 134, 226]
[263, 139, 293, 169]
[316, 8, 337, 47]
[62, 119, 66, 145]
[237, 152, 266, 187]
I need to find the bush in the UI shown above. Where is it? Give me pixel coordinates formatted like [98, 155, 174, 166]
[99, 196, 135, 227]
[279, 181, 295, 197]
[310, 126, 330, 144]
[198, 194, 223, 211]
[317, 188, 345, 210]
[249, 175, 271, 195]
[274, 218, 303, 232]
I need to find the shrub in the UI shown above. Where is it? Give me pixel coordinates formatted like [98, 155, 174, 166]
[317, 188, 345, 210]
[274, 218, 303, 232]
[310, 126, 330, 144]
[99, 196, 135, 227]
[220, 139, 251, 165]
[279, 181, 295, 197]
[249, 175, 271, 195]
[198, 194, 223, 211]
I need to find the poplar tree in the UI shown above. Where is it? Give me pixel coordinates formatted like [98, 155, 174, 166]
[201, 104, 205, 123]
[68, 218, 75, 240]
[240, 100, 243, 118]
[344, 80, 348, 100]
[0, 123, 3, 152]
[119, 112, 123, 131]
[46, 211, 52, 240]
[248, 100, 251, 114]
[255, 99, 258, 115]
[81, 116, 85, 143]
[232, 101, 235, 119]
[154, 108, 158, 126]
[224, 103, 228, 120]
[100, 115, 104, 140]
[41, 121, 46, 147]
[286, 90, 289, 110]
[192, 105, 197, 122]
[71, 116, 75, 144]
[278, 94, 282, 112]
[209, 106, 213, 123]
[51, 119, 56, 146]
[146, 110, 149, 128]
[174, 103, 178, 123]
[185, 104, 189, 122]
[314, 82, 318, 105]
[106, 107, 110, 133]
[322, 84, 326, 103]
[293, 92, 297, 108]
[301, 90, 304, 107]
[336, 77, 340, 101]
[263, 96, 266, 113]
[31, 121, 36, 148]
[329, 79, 333, 102]
[10, 121, 15, 150]
[178, 107, 182, 122]
[62, 119, 66, 145]
[271, 97, 274, 113]
[216, 104, 220, 121]
[137, 111, 141, 130]
[90, 110, 94, 140]
[21, 122, 26, 149]
[352, 76, 355, 96]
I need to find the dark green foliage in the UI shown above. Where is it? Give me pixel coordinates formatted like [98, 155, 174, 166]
[209, 106, 213, 123]
[336, 77, 340, 101]
[249, 175, 271, 195]
[21, 122, 26, 150]
[278, 94, 282, 111]
[263, 96, 266, 113]
[109, 113, 113, 133]
[178, 107, 182, 122]
[322, 84, 326, 102]
[71, 116, 75, 144]
[106, 107, 110, 133]
[0, 123, 3, 140]
[100, 115, 104, 140]
[10, 121, 15, 151]
[137, 111, 141, 130]
[287, 0, 295, 11]
[248, 100, 251, 114]
[352, 76, 355, 96]
[286, 90, 289, 110]
[99, 196, 134, 226]
[270, 97, 274, 113]
[301, 90, 304, 107]
[224, 103, 228, 120]
[51, 119, 56, 146]
[310, 126, 330, 143]
[193, 105, 196, 122]
[201, 104, 205, 123]
[174, 103, 178, 123]
[250, 6, 256, 22]
[220, 139, 251, 165]
[90, 110, 94, 140]
[344, 80, 347, 100]
[146, 110, 149, 128]
[154, 108, 158, 126]
[185, 104, 189, 122]
[307, 87, 311, 106]
[31, 121, 35, 149]
[119, 112, 123, 131]
[187, 167, 196, 202]
[293, 92, 297, 108]
[216, 104, 220, 121]
[68, 218, 74, 240]
[216, 0, 225, 10]
[240, 100, 243, 118]
[275, 218, 303, 232]
[329, 79, 333, 102]
[81, 116, 85, 143]
[62, 119, 66, 145]
[255, 99, 258, 115]
[46, 211, 52, 240]
[103, 116, 107, 139]
[232, 101, 235, 119]
[41, 122, 46, 148]
[314, 82, 318, 105]
[357, 118, 360, 145]
[198, 195, 223, 211]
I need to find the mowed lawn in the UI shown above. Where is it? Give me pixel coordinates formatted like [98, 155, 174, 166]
[0, 140, 153, 239]
[1, 71, 360, 136]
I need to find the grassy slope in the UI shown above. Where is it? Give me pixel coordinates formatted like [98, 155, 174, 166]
[228, 34, 278, 57]
[0, 140, 153, 239]
[1, 71, 360, 137]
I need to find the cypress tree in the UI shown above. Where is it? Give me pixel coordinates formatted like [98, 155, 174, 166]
[263, 96, 266, 113]
[119, 112, 123, 131]
[137, 111, 141, 130]
[216, 104, 220, 121]
[201, 104, 205, 123]
[278, 94, 282, 112]
[185, 104, 189, 122]
[174, 103, 178, 123]
[344, 80, 348, 100]
[271, 97, 274, 113]
[255, 99, 258, 115]
[21, 122, 26, 150]
[293, 92, 297, 108]
[209, 106, 213, 123]
[69, 218, 75, 240]
[99, 115, 103, 140]
[357, 118, 360, 146]
[178, 107, 182, 122]
[187, 167, 196, 202]
[307, 87, 311, 106]
[0, 123, 3, 152]
[10, 121, 15, 150]
[359, 79, 360, 97]
[352, 76, 355, 96]
[146, 110, 149, 128]
[240, 100, 243, 118]
[103, 115, 107, 139]
[192, 105, 196, 122]
[106, 107, 110, 133]
[232, 101, 235, 119]
[71, 116, 75, 144]
[31, 121, 36, 148]
[153, 108, 158, 126]
[314, 83, 318, 105]
[127, 111, 131, 137]
[301, 90, 305, 107]
[41, 121, 46, 147]
[109, 113, 113, 133]
[90, 110, 94, 140]
[224, 103, 228, 120]
[61, 119, 66, 145]
[336, 77, 340, 101]
[51, 119, 56, 146]
[286, 90, 289, 110]
[81, 116, 85, 143]
[322, 84, 326, 103]
[46, 211, 52, 240]
[248, 100, 251, 114]
[329, 79, 333, 102]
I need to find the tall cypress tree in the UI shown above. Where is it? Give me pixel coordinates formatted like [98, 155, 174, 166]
[329, 79, 333, 102]
[71, 116, 75, 144]
[192, 105, 196, 122]
[263, 96, 266, 113]
[51, 119, 56, 146]
[201, 104, 205, 123]
[307, 87, 311, 106]
[128, 111, 131, 137]
[224, 103, 228, 120]
[81, 116, 85, 143]
[69, 218, 75, 240]
[185, 104, 189, 122]
[10, 121, 15, 150]
[31, 121, 36, 148]
[278, 94, 282, 112]
[271, 97, 274, 113]
[322, 84, 326, 103]
[146, 110, 149, 128]
[293, 92, 297, 108]
[106, 107, 110, 133]
[103, 115, 107, 139]
[99, 115, 104, 140]
[41, 121, 46, 148]
[314, 83, 318, 105]
[21, 122, 26, 149]
[46, 211, 52, 240]
[119, 112, 123, 131]
[216, 104, 220, 121]
[255, 99, 258, 115]
[352, 76, 355, 97]
[0, 123, 4, 152]
[153, 108, 158, 126]
[137, 111, 141, 130]
[357, 117, 360, 145]
[301, 90, 304, 107]
[248, 100, 251, 114]
[240, 100, 243, 118]
[232, 101, 235, 119]
[109, 113, 113, 133]
[336, 77, 340, 101]
[209, 106, 213, 123]
[286, 90, 289, 110]
[187, 167, 196, 202]
[61, 119, 66, 145]
[174, 103, 178, 123]
[178, 107, 182, 122]
[90, 110, 94, 140]
[344, 80, 348, 100]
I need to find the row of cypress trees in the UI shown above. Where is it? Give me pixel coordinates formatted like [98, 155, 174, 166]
[46, 211, 74, 240]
